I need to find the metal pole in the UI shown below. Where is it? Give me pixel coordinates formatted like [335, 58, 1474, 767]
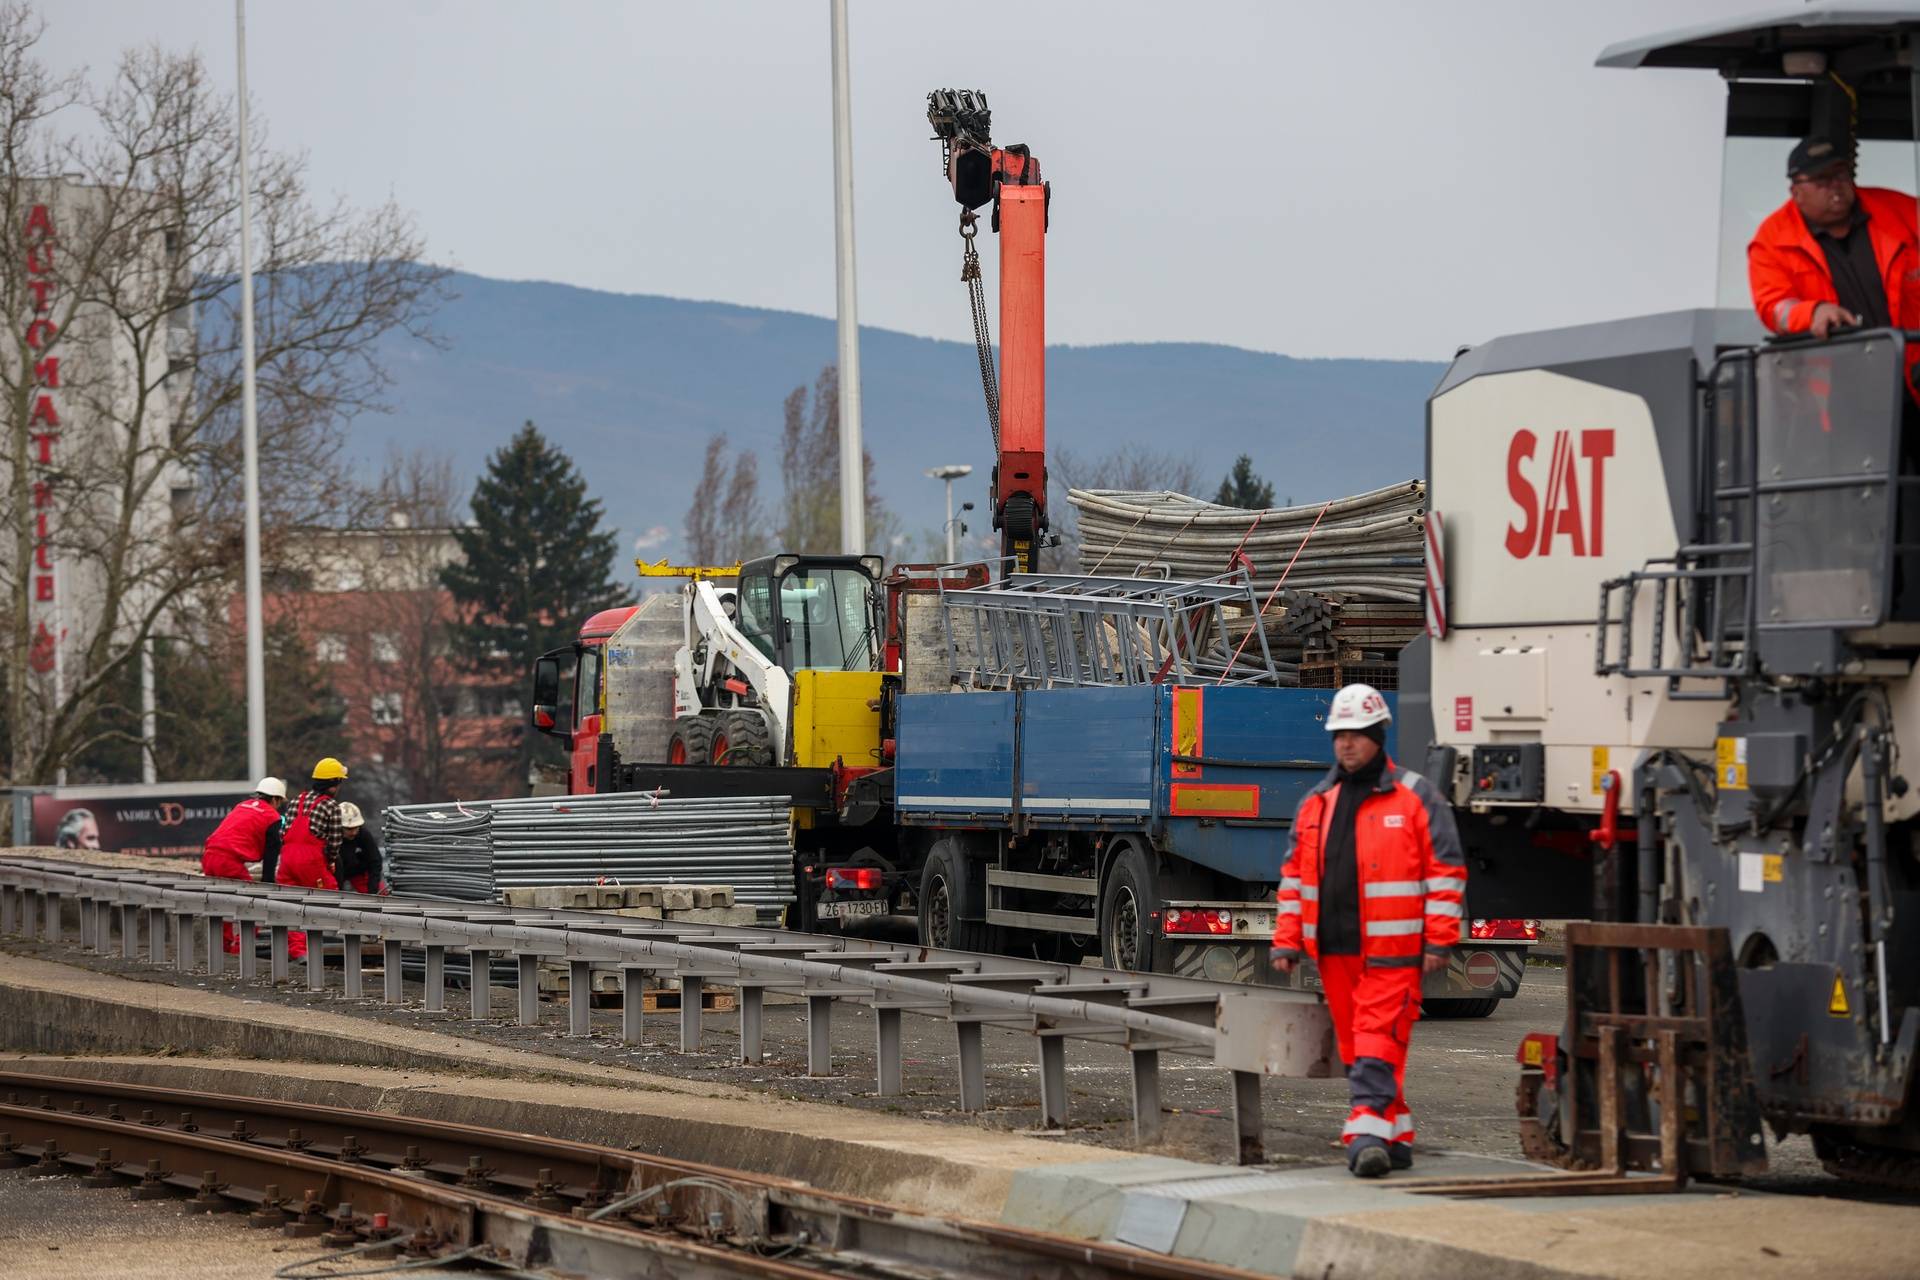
[139, 637, 156, 785]
[945, 476, 956, 562]
[234, 0, 267, 781]
[829, 0, 865, 555]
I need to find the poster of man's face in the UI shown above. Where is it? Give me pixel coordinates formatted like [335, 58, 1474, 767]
[32, 792, 247, 858]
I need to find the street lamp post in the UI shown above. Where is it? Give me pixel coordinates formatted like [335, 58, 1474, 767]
[926, 464, 973, 562]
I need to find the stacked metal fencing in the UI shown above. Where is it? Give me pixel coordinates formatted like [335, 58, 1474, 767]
[383, 792, 796, 921]
[1068, 480, 1427, 603]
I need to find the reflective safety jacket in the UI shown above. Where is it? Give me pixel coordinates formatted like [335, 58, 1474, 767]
[201, 797, 280, 877]
[1750, 187, 1920, 399]
[1270, 759, 1466, 966]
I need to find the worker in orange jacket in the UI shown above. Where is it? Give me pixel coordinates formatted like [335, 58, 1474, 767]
[1749, 135, 1920, 351]
[1270, 683, 1465, 1178]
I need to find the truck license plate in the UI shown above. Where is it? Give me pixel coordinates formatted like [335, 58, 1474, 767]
[816, 899, 886, 920]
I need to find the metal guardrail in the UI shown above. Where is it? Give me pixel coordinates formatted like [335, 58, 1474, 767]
[0, 858, 1334, 1164]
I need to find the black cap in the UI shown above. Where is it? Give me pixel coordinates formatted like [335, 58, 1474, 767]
[1788, 135, 1853, 179]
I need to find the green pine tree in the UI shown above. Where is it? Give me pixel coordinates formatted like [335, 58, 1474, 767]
[442, 422, 624, 781]
[1213, 455, 1277, 510]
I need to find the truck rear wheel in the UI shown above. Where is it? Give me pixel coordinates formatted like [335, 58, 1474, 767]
[1100, 843, 1159, 973]
[668, 715, 714, 765]
[919, 838, 994, 953]
[1424, 996, 1500, 1019]
[715, 709, 773, 766]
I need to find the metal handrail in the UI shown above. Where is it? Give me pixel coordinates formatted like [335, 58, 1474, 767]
[0, 858, 1334, 1164]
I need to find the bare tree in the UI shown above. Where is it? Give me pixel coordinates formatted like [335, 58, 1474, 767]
[776, 363, 894, 555]
[0, 7, 446, 783]
[1049, 444, 1202, 571]
[684, 434, 765, 566]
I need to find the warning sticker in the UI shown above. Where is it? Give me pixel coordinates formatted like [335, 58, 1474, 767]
[1830, 973, 1851, 1018]
[1590, 746, 1609, 794]
[1716, 737, 1748, 790]
[1454, 696, 1473, 733]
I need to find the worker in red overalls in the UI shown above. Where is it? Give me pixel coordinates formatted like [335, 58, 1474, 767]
[275, 758, 349, 956]
[1270, 684, 1466, 1178]
[200, 777, 288, 955]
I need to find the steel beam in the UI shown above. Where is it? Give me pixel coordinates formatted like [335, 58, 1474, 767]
[468, 948, 493, 1020]
[384, 940, 404, 1003]
[424, 945, 445, 1013]
[1038, 1037, 1068, 1129]
[1232, 1070, 1263, 1166]
[875, 1006, 902, 1096]
[517, 953, 540, 1026]
[957, 1022, 986, 1112]
[681, 975, 705, 1053]
[269, 925, 290, 982]
[343, 934, 363, 999]
[1130, 1049, 1162, 1146]
[569, 960, 593, 1037]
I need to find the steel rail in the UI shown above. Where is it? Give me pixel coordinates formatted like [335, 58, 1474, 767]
[0, 858, 1334, 1162]
[0, 1069, 1267, 1279]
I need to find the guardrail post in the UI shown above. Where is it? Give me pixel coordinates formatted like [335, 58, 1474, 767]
[306, 931, 325, 991]
[237, 920, 258, 980]
[516, 953, 541, 1026]
[174, 913, 195, 973]
[956, 1022, 986, 1112]
[620, 966, 648, 1044]
[269, 926, 290, 983]
[874, 1006, 902, 1096]
[383, 940, 405, 1003]
[737, 983, 763, 1064]
[1037, 1037, 1068, 1129]
[43, 891, 61, 943]
[681, 975, 705, 1053]
[77, 897, 94, 949]
[120, 904, 139, 960]
[1, 886, 16, 935]
[1130, 1049, 1162, 1146]
[568, 961, 593, 1037]
[468, 948, 493, 1020]
[804, 993, 832, 1075]
[1231, 1070, 1263, 1166]
[204, 915, 224, 976]
[423, 945, 445, 1013]
[342, 934, 363, 999]
[147, 909, 167, 965]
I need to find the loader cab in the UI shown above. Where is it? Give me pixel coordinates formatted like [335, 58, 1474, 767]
[734, 554, 885, 674]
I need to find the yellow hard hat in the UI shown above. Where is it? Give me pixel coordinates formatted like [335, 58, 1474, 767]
[311, 757, 349, 781]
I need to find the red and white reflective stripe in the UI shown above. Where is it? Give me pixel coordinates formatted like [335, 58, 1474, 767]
[1424, 510, 1447, 640]
[1342, 1109, 1418, 1143]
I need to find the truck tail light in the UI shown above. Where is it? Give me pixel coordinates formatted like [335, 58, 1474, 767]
[1469, 918, 1540, 941]
[825, 866, 881, 891]
[1163, 908, 1233, 935]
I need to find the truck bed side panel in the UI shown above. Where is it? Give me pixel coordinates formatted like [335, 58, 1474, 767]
[1018, 686, 1158, 819]
[895, 692, 1016, 819]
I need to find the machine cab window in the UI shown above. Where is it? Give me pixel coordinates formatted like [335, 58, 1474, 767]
[735, 555, 883, 673]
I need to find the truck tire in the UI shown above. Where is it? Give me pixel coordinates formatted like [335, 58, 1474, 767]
[919, 838, 994, 953]
[1100, 842, 1159, 973]
[714, 709, 773, 766]
[1424, 996, 1500, 1019]
[667, 715, 714, 765]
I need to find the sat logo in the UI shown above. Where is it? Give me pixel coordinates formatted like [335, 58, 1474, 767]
[1505, 428, 1614, 559]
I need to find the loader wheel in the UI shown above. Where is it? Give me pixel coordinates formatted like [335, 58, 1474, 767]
[668, 715, 714, 766]
[715, 709, 773, 767]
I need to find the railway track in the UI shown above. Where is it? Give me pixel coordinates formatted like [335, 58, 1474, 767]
[0, 1068, 1253, 1279]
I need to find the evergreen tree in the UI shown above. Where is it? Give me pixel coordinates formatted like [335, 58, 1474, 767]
[442, 423, 623, 780]
[1213, 455, 1277, 510]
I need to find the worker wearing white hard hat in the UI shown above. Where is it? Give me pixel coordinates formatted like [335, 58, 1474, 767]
[334, 801, 386, 895]
[1270, 683, 1467, 1179]
[200, 777, 294, 956]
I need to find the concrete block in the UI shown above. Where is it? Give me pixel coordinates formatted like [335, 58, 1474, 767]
[666, 905, 757, 927]
[690, 886, 735, 908]
[621, 886, 662, 908]
[613, 905, 665, 920]
[659, 886, 696, 912]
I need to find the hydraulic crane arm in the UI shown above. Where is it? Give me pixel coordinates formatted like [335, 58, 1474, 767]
[928, 89, 1050, 572]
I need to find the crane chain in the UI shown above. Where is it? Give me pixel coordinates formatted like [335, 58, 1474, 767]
[959, 212, 1000, 448]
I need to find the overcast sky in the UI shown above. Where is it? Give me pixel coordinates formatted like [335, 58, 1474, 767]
[41, 1, 1760, 362]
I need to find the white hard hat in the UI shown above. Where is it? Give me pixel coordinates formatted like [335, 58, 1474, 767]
[339, 801, 366, 828]
[1325, 683, 1392, 732]
[254, 776, 288, 800]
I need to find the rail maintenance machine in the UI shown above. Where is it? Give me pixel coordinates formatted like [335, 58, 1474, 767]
[1408, 4, 1920, 1188]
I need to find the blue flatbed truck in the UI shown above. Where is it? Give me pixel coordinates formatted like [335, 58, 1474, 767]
[894, 682, 1530, 1016]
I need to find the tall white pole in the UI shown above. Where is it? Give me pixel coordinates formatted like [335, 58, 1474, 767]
[829, 0, 865, 555]
[944, 477, 956, 562]
[140, 638, 156, 785]
[235, 0, 267, 780]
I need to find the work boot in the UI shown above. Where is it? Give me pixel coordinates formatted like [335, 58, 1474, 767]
[1350, 1142, 1391, 1179]
[1389, 1145, 1412, 1171]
